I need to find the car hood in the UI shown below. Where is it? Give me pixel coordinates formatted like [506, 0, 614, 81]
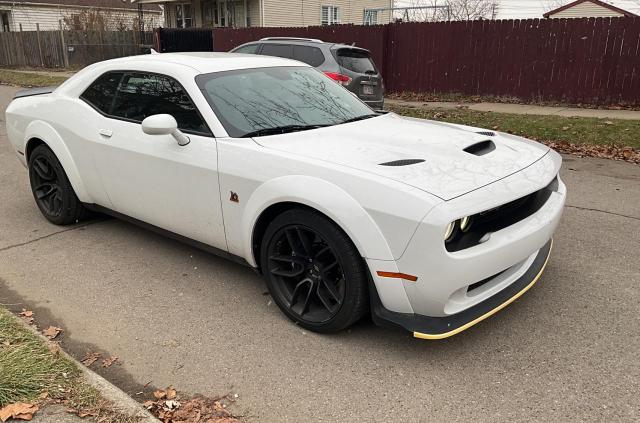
[253, 113, 550, 200]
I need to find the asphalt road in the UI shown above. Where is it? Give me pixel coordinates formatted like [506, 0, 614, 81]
[1, 85, 639, 422]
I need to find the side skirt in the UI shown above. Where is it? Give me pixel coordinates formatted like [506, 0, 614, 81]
[83, 203, 254, 270]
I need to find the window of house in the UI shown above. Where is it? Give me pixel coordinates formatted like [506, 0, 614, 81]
[176, 4, 193, 28]
[321, 5, 340, 25]
[1, 11, 11, 32]
[292, 45, 325, 67]
[80, 72, 124, 114]
[364, 10, 378, 25]
[260, 44, 292, 59]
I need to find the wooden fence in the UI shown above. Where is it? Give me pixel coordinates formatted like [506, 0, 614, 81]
[0, 28, 154, 68]
[211, 17, 640, 106]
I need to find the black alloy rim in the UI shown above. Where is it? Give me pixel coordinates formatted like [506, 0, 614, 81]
[31, 156, 63, 217]
[267, 225, 346, 323]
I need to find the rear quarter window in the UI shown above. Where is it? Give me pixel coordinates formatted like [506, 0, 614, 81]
[292, 45, 325, 67]
[80, 71, 124, 114]
[336, 49, 377, 74]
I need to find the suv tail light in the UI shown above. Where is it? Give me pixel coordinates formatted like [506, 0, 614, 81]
[323, 72, 352, 86]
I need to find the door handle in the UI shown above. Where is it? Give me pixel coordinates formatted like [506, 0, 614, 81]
[99, 129, 113, 138]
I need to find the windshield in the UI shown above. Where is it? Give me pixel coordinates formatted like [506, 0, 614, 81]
[195, 66, 375, 138]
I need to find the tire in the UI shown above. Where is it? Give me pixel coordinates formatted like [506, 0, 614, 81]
[28, 144, 90, 225]
[260, 208, 368, 333]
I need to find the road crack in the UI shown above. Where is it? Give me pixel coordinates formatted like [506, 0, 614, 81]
[565, 205, 640, 221]
[0, 220, 104, 253]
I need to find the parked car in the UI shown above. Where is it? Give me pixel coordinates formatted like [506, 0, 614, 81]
[231, 37, 384, 110]
[5, 53, 566, 339]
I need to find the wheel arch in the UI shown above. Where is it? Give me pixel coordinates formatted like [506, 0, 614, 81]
[243, 175, 396, 269]
[24, 121, 92, 203]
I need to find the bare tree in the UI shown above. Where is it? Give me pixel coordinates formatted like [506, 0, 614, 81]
[442, 0, 500, 20]
[395, 0, 500, 21]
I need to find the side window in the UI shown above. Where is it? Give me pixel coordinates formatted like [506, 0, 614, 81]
[110, 73, 210, 135]
[80, 72, 124, 114]
[259, 43, 292, 59]
[292, 45, 325, 67]
[234, 44, 260, 54]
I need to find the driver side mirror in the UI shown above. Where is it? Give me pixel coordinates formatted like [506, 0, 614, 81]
[141, 114, 190, 146]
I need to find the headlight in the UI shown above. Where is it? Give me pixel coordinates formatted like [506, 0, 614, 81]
[460, 216, 471, 232]
[443, 221, 456, 241]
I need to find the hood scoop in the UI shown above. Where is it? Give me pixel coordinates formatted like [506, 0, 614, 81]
[475, 130, 496, 137]
[379, 159, 425, 166]
[464, 140, 496, 156]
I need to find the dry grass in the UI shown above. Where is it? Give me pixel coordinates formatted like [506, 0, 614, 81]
[0, 307, 139, 422]
[0, 69, 69, 87]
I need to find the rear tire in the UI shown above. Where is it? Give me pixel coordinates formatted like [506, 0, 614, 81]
[28, 144, 90, 225]
[260, 208, 368, 333]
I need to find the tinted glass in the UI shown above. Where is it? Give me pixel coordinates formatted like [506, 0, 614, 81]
[233, 44, 260, 54]
[260, 43, 292, 59]
[80, 71, 123, 114]
[110, 73, 209, 134]
[292, 45, 325, 67]
[336, 49, 377, 74]
[196, 67, 374, 138]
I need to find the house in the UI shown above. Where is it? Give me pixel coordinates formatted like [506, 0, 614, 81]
[135, 0, 393, 28]
[0, 0, 163, 32]
[543, 0, 638, 18]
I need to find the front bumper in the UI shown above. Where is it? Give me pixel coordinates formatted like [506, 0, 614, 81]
[371, 239, 553, 339]
[368, 150, 565, 338]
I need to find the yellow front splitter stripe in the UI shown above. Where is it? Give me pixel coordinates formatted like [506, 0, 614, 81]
[413, 240, 553, 340]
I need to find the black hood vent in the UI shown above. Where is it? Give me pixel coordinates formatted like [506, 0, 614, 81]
[476, 131, 496, 137]
[464, 140, 496, 156]
[379, 159, 425, 166]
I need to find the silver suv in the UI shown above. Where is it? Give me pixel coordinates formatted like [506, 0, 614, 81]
[231, 37, 384, 110]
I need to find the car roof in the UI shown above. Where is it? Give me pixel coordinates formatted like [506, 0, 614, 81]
[103, 52, 307, 73]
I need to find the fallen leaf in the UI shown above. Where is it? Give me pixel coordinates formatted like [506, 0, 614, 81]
[143, 401, 155, 409]
[101, 356, 118, 368]
[153, 390, 166, 400]
[81, 352, 101, 367]
[38, 392, 49, 400]
[47, 343, 61, 355]
[42, 326, 62, 340]
[19, 309, 34, 325]
[0, 403, 39, 422]
[19, 309, 33, 318]
[166, 387, 177, 400]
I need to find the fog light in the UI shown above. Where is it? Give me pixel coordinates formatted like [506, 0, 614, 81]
[443, 221, 456, 241]
[460, 216, 471, 232]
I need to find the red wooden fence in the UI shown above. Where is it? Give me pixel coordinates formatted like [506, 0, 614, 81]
[212, 17, 640, 106]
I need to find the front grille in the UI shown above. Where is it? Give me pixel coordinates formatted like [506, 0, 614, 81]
[446, 176, 558, 252]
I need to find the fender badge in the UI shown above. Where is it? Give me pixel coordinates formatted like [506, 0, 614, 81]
[230, 191, 239, 203]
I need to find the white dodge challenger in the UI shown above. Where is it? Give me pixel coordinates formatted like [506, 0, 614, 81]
[5, 53, 566, 339]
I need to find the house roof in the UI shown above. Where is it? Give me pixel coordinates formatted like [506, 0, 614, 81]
[543, 0, 638, 18]
[0, 0, 161, 11]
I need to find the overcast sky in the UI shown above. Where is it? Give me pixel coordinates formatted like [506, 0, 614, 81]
[395, 0, 640, 19]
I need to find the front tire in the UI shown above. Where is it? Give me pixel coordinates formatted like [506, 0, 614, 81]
[260, 208, 368, 333]
[28, 144, 89, 225]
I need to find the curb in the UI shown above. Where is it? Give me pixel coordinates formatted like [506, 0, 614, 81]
[18, 317, 158, 421]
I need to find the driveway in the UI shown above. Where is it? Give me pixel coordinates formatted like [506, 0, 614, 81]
[1, 85, 639, 422]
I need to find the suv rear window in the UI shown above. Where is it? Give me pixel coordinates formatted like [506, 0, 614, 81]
[336, 49, 377, 74]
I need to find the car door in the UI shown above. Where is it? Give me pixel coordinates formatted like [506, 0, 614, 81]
[86, 71, 227, 250]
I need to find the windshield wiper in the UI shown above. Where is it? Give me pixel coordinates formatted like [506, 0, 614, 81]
[340, 114, 377, 125]
[241, 124, 329, 138]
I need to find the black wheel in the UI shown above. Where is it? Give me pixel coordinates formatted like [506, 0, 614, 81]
[260, 208, 368, 333]
[28, 144, 89, 225]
